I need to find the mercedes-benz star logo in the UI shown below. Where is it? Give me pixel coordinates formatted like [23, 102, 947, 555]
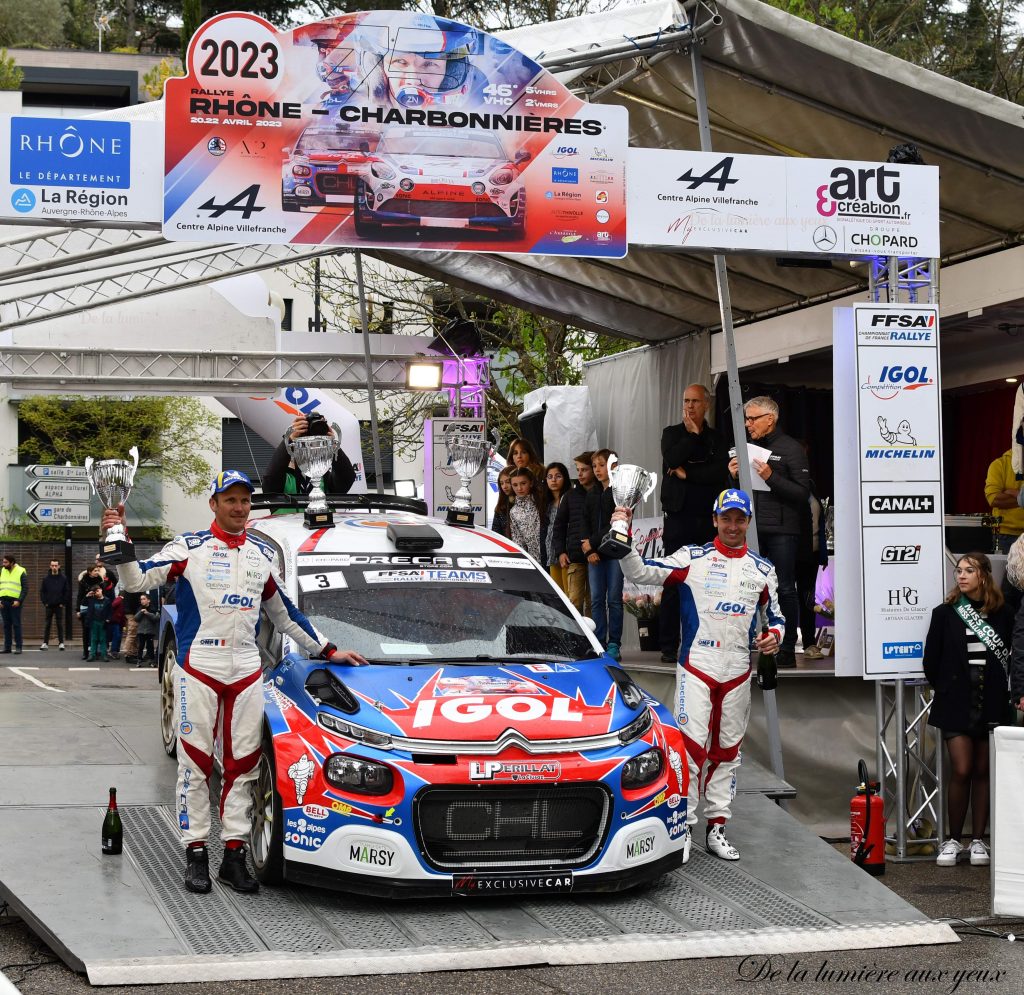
[813, 225, 838, 251]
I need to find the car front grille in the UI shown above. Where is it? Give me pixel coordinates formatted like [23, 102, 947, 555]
[379, 198, 506, 220]
[315, 173, 357, 195]
[414, 784, 611, 870]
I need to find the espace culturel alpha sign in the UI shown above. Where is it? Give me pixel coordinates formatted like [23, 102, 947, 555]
[163, 12, 627, 257]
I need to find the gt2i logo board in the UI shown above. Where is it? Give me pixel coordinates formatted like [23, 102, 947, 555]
[163, 11, 627, 257]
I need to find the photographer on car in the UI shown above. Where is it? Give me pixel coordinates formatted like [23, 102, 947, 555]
[262, 412, 357, 496]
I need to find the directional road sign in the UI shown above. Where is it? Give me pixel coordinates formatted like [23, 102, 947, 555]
[26, 502, 91, 524]
[25, 464, 89, 480]
[26, 479, 90, 501]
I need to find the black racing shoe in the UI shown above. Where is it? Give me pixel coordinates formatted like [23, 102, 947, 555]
[184, 845, 212, 894]
[218, 845, 260, 893]
[775, 649, 797, 669]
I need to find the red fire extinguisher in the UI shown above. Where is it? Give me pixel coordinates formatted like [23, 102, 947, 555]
[850, 759, 885, 876]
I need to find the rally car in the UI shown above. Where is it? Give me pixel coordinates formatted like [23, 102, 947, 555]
[156, 497, 688, 898]
[353, 126, 529, 239]
[282, 124, 380, 211]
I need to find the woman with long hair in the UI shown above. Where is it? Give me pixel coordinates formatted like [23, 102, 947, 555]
[490, 466, 514, 537]
[508, 438, 546, 487]
[584, 449, 624, 660]
[508, 467, 545, 562]
[544, 462, 571, 593]
[924, 552, 1013, 868]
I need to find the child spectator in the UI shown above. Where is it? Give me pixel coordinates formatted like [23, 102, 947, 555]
[135, 594, 159, 666]
[490, 466, 514, 537]
[552, 452, 595, 615]
[544, 463, 571, 593]
[80, 583, 111, 662]
[108, 593, 126, 660]
[508, 467, 546, 562]
[585, 449, 624, 660]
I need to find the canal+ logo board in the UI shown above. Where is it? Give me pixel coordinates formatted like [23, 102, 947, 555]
[9, 118, 131, 189]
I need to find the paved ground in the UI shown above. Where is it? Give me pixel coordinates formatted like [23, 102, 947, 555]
[3, 658, 1023, 994]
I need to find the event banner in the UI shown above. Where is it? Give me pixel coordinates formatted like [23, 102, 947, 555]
[854, 303, 944, 679]
[424, 418, 487, 520]
[627, 149, 940, 258]
[163, 12, 628, 257]
[0, 116, 163, 225]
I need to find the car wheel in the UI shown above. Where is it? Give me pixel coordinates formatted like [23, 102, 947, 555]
[353, 180, 381, 238]
[250, 731, 285, 885]
[159, 635, 178, 758]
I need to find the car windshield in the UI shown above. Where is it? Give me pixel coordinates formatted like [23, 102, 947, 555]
[379, 133, 502, 159]
[298, 131, 377, 153]
[299, 563, 594, 663]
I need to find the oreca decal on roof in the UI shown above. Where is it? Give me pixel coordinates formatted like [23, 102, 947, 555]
[364, 569, 491, 584]
[339, 517, 422, 530]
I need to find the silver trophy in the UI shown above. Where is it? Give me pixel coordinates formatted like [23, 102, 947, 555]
[285, 422, 342, 529]
[85, 446, 139, 564]
[600, 454, 658, 558]
[444, 426, 490, 527]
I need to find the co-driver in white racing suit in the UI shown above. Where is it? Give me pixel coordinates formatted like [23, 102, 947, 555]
[106, 470, 366, 894]
[614, 488, 782, 862]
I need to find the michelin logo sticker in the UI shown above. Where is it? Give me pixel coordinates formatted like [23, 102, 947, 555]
[288, 753, 316, 804]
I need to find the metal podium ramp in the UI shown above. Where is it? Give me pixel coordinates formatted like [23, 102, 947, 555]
[0, 690, 955, 986]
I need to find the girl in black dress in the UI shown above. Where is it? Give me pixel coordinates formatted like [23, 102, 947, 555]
[924, 552, 1013, 868]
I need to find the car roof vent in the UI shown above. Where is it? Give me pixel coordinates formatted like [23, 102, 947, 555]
[387, 522, 443, 551]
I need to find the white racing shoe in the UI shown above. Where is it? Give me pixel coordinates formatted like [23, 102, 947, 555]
[680, 826, 691, 864]
[706, 823, 740, 861]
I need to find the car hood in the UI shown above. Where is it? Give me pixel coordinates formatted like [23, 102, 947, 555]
[328, 661, 640, 742]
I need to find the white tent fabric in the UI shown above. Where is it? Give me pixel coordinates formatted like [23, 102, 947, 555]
[583, 332, 709, 517]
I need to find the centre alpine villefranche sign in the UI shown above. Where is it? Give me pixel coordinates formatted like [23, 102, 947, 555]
[163, 12, 628, 257]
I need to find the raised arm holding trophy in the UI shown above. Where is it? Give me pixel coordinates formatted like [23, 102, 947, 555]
[86, 446, 139, 564]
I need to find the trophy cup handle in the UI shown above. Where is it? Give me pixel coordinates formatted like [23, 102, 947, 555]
[84, 457, 95, 494]
[128, 446, 140, 474]
[644, 472, 658, 501]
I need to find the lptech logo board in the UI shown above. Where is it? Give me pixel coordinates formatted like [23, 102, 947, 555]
[10, 119, 131, 188]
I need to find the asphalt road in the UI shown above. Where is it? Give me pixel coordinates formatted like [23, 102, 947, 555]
[2, 662, 1024, 994]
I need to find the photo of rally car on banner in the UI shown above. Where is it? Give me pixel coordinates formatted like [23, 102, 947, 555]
[164, 12, 628, 257]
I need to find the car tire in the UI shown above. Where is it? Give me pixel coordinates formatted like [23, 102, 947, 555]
[353, 180, 381, 238]
[159, 634, 178, 759]
[250, 730, 285, 885]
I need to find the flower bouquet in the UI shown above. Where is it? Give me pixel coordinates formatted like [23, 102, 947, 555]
[623, 586, 662, 651]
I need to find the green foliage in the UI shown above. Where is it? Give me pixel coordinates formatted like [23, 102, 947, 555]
[17, 395, 219, 498]
[0, 500, 62, 541]
[0, 48, 22, 90]
[142, 56, 183, 100]
[0, 0, 67, 48]
[181, 0, 202, 62]
[110, 45, 139, 53]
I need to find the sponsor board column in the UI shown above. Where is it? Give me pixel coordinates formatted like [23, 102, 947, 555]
[848, 304, 944, 678]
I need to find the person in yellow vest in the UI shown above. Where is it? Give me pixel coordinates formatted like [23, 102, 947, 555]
[0, 554, 28, 654]
[984, 450, 1024, 554]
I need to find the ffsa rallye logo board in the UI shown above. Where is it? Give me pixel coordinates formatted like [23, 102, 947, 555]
[261, 659, 689, 897]
[164, 11, 627, 257]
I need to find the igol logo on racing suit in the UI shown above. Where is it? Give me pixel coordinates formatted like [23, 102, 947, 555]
[710, 601, 748, 618]
[221, 593, 256, 608]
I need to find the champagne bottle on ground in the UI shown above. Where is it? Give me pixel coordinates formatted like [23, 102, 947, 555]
[102, 786, 123, 855]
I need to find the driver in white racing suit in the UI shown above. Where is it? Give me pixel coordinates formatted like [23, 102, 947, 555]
[103, 470, 366, 894]
[613, 489, 782, 862]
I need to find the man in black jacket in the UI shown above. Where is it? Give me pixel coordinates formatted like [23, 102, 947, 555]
[39, 559, 69, 651]
[659, 385, 729, 662]
[262, 413, 356, 497]
[729, 395, 810, 667]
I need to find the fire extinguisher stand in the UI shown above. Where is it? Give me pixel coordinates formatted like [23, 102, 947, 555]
[876, 678, 946, 862]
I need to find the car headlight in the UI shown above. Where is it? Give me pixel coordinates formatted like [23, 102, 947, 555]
[617, 708, 653, 745]
[621, 747, 663, 789]
[489, 168, 514, 186]
[399, 178, 414, 192]
[371, 162, 396, 180]
[471, 181, 486, 195]
[324, 753, 393, 795]
[292, 164, 311, 177]
[319, 712, 393, 749]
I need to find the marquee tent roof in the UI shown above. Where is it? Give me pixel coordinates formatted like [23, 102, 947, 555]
[381, 0, 1023, 344]
[77, 0, 1024, 348]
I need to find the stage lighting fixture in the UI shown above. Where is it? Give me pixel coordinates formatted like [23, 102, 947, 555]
[406, 361, 443, 390]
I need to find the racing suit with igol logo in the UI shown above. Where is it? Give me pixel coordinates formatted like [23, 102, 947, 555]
[621, 538, 784, 828]
[120, 522, 331, 846]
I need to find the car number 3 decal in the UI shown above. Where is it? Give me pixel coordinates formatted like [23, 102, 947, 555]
[298, 571, 348, 592]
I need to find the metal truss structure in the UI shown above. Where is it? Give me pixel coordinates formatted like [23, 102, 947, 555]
[0, 344, 411, 392]
[876, 679, 944, 862]
[868, 256, 939, 306]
